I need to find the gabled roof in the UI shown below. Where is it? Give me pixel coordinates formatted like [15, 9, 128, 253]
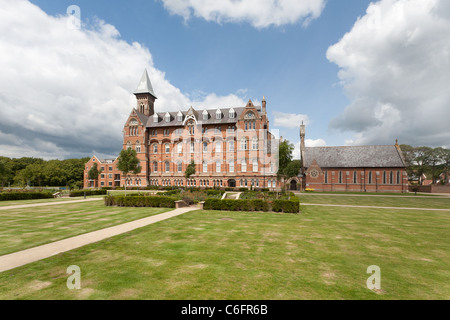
[304, 145, 406, 169]
[134, 69, 157, 98]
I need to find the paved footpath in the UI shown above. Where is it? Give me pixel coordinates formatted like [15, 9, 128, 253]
[0, 206, 198, 273]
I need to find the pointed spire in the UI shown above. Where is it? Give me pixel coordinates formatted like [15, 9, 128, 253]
[134, 69, 157, 98]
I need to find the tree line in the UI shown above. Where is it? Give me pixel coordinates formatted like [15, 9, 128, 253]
[400, 145, 450, 185]
[0, 156, 90, 189]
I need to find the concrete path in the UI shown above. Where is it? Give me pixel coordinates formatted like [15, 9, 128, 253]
[301, 203, 450, 211]
[0, 198, 103, 211]
[0, 206, 198, 273]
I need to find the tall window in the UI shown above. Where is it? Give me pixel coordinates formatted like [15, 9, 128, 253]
[339, 171, 342, 184]
[253, 159, 258, 172]
[165, 161, 170, 173]
[252, 137, 258, 150]
[390, 171, 394, 185]
[383, 171, 387, 184]
[190, 141, 194, 153]
[325, 171, 328, 184]
[368, 172, 373, 184]
[228, 140, 235, 152]
[241, 138, 248, 150]
[127, 141, 131, 150]
[203, 161, 208, 173]
[135, 141, 141, 153]
[229, 161, 234, 173]
[177, 162, 182, 173]
[397, 171, 401, 185]
[165, 143, 170, 154]
[153, 161, 158, 173]
[152, 143, 158, 154]
[353, 171, 357, 184]
[177, 143, 182, 154]
[216, 141, 222, 152]
[216, 161, 221, 173]
[203, 142, 208, 153]
[241, 160, 247, 172]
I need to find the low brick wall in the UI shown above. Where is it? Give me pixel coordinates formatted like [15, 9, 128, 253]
[409, 185, 450, 193]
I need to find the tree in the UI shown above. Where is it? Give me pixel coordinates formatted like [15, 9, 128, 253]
[116, 148, 142, 195]
[88, 163, 103, 188]
[285, 160, 302, 178]
[185, 160, 196, 179]
[277, 139, 295, 179]
[435, 147, 450, 184]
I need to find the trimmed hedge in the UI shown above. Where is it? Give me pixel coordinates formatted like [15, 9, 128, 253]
[0, 192, 53, 201]
[204, 198, 299, 214]
[104, 195, 176, 208]
[69, 189, 107, 197]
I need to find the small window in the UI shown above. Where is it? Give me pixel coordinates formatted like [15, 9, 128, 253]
[165, 161, 170, 173]
[153, 144, 158, 154]
[252, 137, 258, 150]
[177, 162, 182, 173]
[216, 161, 221, 173]
[229, 140, 234, 152]
[153, 162, 158, 173]
[165, 143, 170, 153]
[241, 138, 248, 150]
[203, 142, 208, 152]
[203, 161, 208, 173]
[216, 141, 222, 152]
[229, 161, 234, 173]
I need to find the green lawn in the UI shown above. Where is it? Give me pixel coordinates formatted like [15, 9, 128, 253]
[298, 194, 450, 209]
[0, 196, 104, 207]
[0, 201, 171, 256]
[0, 203, 448, 299]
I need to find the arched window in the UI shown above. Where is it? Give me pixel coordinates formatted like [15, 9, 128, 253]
[126, 141, 131, 150]
[368, 172, 373, 184]
[228, 140, 235, 152]
[353, 171, 357, 184]
[339, 171, 343, 184]
[216, 161, 221, 173]
[241, 160, 247, 172]
[203, 142, 208, 153]
[135, 141, 141, 153]
[152, 143, 158, 154]
[165, 143, 170, 154]
[253, 159, 258, 172]
[383, 171, 387, 184]
[165, 161, 170, 173]
[390, 171, 394, 185]
[397, 171, 401, 185]
[252, 137, 258, 150]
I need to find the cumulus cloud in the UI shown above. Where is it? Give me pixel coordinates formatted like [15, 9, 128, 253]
[327, 0, 450, 148]
[0, 0, 247, 159]
[273, 112, 309, 129]
[161, 0, 326, 28]
[292, 139, 327, 160]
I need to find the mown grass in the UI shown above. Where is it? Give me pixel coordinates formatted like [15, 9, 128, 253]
[0, 203, 448, 300]
[0, 201, 171, 256]
[298, 194, 450, 209]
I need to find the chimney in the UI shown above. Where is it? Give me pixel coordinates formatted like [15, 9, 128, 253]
[262, 96, 266, 115]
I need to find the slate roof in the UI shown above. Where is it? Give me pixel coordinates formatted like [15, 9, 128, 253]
[146, 106, 261, 128]
[134, 69, 157, 98]
[304, 145, 406, 169]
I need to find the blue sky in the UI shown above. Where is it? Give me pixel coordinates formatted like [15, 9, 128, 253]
[1, 0, 449, 159]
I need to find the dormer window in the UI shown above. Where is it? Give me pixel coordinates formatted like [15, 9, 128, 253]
[229, 108, 235, 119]
[153, 114, 158, 123]
[165, 112, 171, 123]
[216, 109, 222, 120]
[203, 110, 208, 121]
[177, 111, 183, 122]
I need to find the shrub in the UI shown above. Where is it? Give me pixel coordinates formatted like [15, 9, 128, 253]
[0, 192, 53, 201]
[203, 198, 299, 213]
[104, 195, 176, 208]
[69, 189, 107, 197]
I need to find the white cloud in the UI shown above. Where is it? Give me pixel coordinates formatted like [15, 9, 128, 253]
[161, 0, 326, 28]
[293, 139, 327, 160]
[273, 112, 309, 129]
[327, 0, 450, 148]
[0, 0, 247, 159]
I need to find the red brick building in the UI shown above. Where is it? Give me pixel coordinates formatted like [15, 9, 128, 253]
[299, 123, 408, 193]
[84, 70, 280, 189]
